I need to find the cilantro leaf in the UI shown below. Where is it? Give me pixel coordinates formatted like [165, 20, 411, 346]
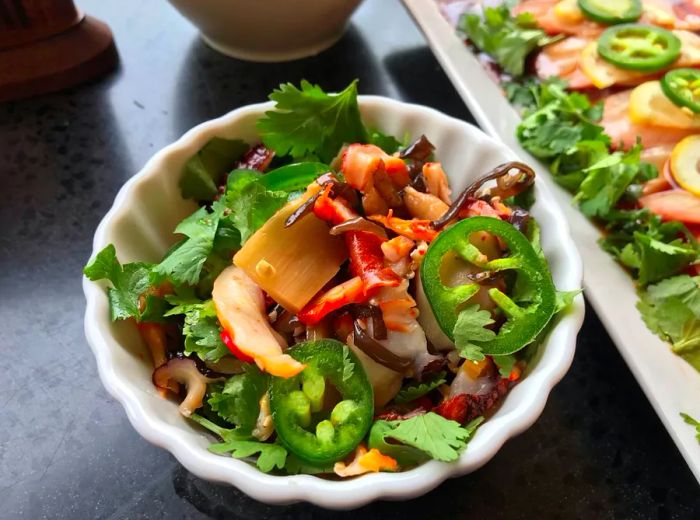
[575, 146, 656, 218]
[223, 169, 288, 244]
[504, 184, 536, 210]
[341, 345, 355, 382]
[550, 139, 610, 192]
[190, 414, 286, 473]
[84, 245, 164, 322]
[555, 290, 582, 313]
[165, 297, 229, 362]
[638, 276, 700, 371]
[600, 209, 698, 285]
[154, 200, 225, 285]
[210, 440, 287, 473]
[180, 138, 248, 201]
[84, 243, 121, 281]
[680, 413, 700, 442]
[257, 80, 369, 163]
[618, 233, 697, 285]
[383, 412, 477, 462]
[213, 217, 242, 255]
[453, 305, 496, 361]
[395, 372, 447, 404]
[284, 454, 334, 475]
[460, 7, 559, 77]
[503, 76, 541, 111]
[516, 80, 608, 160]
[492, 355, 516, 378]
[368, 128, 403, 154]
[463, 416, 485, 437]
[207, 365, 269, 436]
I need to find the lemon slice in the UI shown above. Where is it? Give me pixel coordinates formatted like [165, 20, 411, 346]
[674, 30, 700, 66]
[670, 135, 700, 195]
[555, 0, 585, 23]
[629, 80, 700, 129]
[579, 31, 700, 89]
[580, 41, 650, 89]
[642, 0, 676, 27]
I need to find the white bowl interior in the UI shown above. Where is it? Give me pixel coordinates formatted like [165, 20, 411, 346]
[83, 96, 584, 509]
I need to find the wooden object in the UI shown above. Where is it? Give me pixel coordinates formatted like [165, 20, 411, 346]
[0, 0, 117, 102]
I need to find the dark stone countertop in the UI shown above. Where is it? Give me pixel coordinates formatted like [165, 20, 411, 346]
[0, 0, 698, 518]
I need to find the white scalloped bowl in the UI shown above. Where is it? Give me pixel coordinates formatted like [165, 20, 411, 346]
[83, 96, 584, 509]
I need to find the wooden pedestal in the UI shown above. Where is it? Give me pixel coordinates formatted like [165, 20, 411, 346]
[0, 1, 117, 102]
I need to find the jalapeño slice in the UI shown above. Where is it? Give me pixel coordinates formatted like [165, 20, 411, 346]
[661, 68, 700, 114]
[597, 24, 682, 72]
[419, 216, 557, 356]
[269, 339, 374, 465]
[578, 0, 642, 25]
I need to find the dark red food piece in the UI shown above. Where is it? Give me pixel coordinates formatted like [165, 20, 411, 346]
[434, 378, 510, 424]
[376, 396, 432, 421]
[236, 144, 275, 172]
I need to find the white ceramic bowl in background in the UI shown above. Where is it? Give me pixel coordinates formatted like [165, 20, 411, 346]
[167, 0, 364, 62]
[83, 96, 584, 509]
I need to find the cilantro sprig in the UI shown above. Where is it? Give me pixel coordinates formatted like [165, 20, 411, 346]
[459, 6, 560, 77]
[179, 137, 248, 201]
[257, 80, 368, 163]
[517, 79, 608, 161]
[207, 365, 269, 437]
[154, 200, 226, 286]
[257, 79, 401, 162]
[375, 413, 483, 462]
[84, 245, 167, 322]
[189, 414, 287, 473]
[223, 169, 288, 244]
[341, 345, 355, 382]
[453, 305, 497, 361]
[680, 413, 700, 443]
[394, 372, 447, 404]
[638, 276, 700, 371]
[164, 295, 229, 362]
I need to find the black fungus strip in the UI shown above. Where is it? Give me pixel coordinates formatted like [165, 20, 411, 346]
[352, 320, 412, 372]
[431, 162, 535, 229]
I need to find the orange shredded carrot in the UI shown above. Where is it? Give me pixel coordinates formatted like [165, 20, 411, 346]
[369, 211, 438, 242]
[461, 358, 490, 379]
[358, 448, 399, 472]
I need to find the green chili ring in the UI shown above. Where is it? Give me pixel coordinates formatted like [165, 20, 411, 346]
[597, 24, 681, 72]
[420, 216, 557, 356]
[578, 0, 642, 25]
[270, 339, 374, 465]
[661, 68, 700, 114]
[259, 162, 330, 197]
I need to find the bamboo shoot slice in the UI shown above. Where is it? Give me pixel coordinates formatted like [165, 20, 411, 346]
[234, 196, 347, 313]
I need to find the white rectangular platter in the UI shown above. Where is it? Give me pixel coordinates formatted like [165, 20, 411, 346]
[402, 0, 700, 484]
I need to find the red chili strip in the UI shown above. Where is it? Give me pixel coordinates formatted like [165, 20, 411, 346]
[220, 329, 254, 363]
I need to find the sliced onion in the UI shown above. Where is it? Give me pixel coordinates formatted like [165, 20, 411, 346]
[347, 338, 403, 407]
[413, 352, 447, 381]
[507, 208, 530, 232]
[329, 217, 388, 239]
[449, 369, 496, 398]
